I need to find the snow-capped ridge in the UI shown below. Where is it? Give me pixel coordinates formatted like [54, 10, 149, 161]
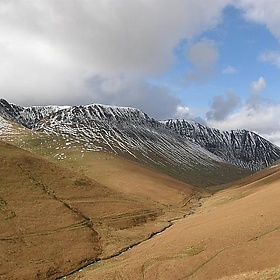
[0, 99, 153, 128]
[1, 99, 280, 173]
[163, 119, 280, 171]
[0, 99, 72, 128]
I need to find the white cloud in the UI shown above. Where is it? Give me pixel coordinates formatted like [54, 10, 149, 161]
[0, 0, 232, 108]
[186, 38, 219, 82]
[236, 0, 280, 42]
[174, 105, 191, 120]
[259, 51, 280, 68]
[222, 66, 237, 74]
[206, 75, 279, 146]
[262, 132, 280, 147]
[206, 104, 280, 146]
[247, 76, 266, 109]
[250, 76, 266, 93]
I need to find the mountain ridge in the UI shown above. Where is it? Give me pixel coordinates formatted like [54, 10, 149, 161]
[162, 119, 280, 171]
[0, 99, 279, 180]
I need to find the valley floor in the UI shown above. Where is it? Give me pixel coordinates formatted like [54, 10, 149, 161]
[66, 165, 280, 280]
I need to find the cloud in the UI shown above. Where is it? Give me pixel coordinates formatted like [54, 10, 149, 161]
[0, 0, 232, 110]
[246, 76, 266, 109]
[173, 105, 192, 120]
[259, 51, 280, 68]
[236, 0, 280, 42]
[250, 76, 266, 93]
[222, 66, 237, 74]
[262, 132, 280, 147]
[206, 103, 280, 148]
[86, 75, 181, 120]
[206, 103, 280, 145]
[206, 90, 241, 121]
[206, 77, 279, 146]
[186, 38, 219, 82]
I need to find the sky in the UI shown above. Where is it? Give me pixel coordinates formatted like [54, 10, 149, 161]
[0, 0, 280, 146]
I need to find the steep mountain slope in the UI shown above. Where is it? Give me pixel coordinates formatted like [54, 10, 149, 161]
[0, 114, 35, 142]
[68, 161, 280, 280]
[0, 99, 222, 168]
[163, 119, 280, 171]
[33, 104, 222, 167]
[0, 140, 202, 280]
[0, 99, 252, 188]
[0, 98, 69, 128]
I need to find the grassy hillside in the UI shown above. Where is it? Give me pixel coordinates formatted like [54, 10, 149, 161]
[0, 141, 201, 279]
[68, 163, 280, 279]
[0, 116, 252, 189]
[2, 118, 274, 280]
[1, 123, 252, 189]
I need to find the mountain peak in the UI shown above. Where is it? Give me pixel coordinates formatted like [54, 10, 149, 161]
[163, 119, 280, 171]
[1, 100, 280, 177]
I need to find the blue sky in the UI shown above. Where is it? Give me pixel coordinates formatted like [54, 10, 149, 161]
[0, 1, 279, 145]
[151, 5, 280, 115]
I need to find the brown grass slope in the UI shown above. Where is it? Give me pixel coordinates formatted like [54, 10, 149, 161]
[68, 163, 280, 280]
[0, 141, 201, 280]
[0, 116, 252, 189]
[0, 141, 102, 279]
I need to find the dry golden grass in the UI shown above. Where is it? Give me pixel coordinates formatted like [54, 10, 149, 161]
[61, 151, 203, 206]
[217, 266, 280, 279]
[0, 141, 200, 279]
[68, 164, 280, 280]
[0, 141, 101, 279]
